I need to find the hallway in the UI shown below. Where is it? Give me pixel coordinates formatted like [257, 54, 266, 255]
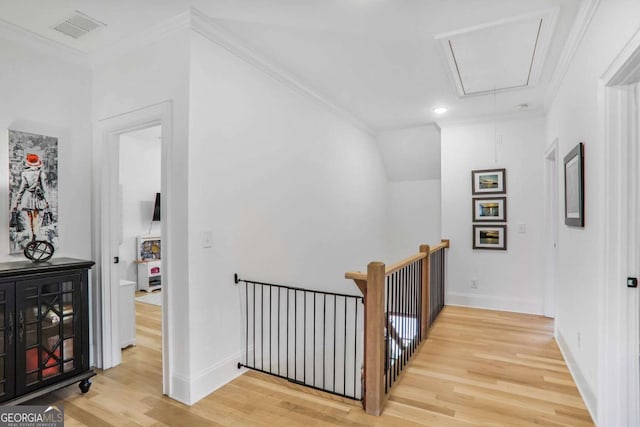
[36, 304, 592, 426]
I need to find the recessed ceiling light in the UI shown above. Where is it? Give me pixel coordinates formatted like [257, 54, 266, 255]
[433, 106, 448, 114]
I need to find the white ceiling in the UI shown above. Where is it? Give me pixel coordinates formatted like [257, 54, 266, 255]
[0, 0, 583, 130]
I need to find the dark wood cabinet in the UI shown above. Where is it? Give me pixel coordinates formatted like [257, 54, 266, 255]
[0, 258, 95, 405]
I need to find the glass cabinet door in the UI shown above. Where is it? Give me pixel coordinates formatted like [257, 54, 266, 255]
[0, 282, 15, 402]
[15, 274, 82, 394]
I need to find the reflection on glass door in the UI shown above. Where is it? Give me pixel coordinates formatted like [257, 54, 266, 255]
[17, 275, 80, 393]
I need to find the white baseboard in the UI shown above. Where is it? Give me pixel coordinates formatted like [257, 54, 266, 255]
[189, 350, 248, 405]
[556, 329, 598, 422]
[446, 292, 544, 315]
[169, 349, 250, 405]
[170, 373, 192, 405]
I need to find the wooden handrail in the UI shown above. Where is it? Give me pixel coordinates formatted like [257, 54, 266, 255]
[385, 253, 426, 276]
[346, 240, 450, 284]
[345, 253, 426, 283]
[429, 239, 450, 254]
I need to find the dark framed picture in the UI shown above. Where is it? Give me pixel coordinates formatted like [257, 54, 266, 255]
[471, 168, 506, 194]
[472, 197, 507, 222]
[564, 143, 584, 227]
[473, 225, 507, 250]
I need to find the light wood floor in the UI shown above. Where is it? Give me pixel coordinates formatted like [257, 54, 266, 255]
[32, 305, 593, 426]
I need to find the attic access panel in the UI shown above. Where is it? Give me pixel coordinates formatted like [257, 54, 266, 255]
[436, 9, 558, 96]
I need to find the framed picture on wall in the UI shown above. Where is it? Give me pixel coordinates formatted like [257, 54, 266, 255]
[564, 142, 585, 227]
[472, 197, 507, 222]
[471, 168, 506, 194]
[473, 225, 507, 250]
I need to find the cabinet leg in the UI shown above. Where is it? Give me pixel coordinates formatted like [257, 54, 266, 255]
[79, 379, 92, 394]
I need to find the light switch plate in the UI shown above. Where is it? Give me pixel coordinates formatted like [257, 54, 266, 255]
[202, 231, 213, 248]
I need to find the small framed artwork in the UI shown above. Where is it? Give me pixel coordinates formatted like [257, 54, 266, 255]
[473, 225, 507, 250]
[564, 143, 584, 227]
[471, 168, 506, 195]
[472, 197, 507, 222]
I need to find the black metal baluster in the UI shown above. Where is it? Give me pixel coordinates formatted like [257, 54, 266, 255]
[385, 275, 390, 393]
[295, 289, 297, 381]
[304, 291, 307, 384]
[253, 282, 256, 367]
[354, 298, 358, 399]
[278, 287, 281, 375]
[287, 288, 289, 378]
[245, 280, 248, 367]
[313, 293, 316, 387]
[343, 296, 347, 395]
[333, 294, 337, 392]
[261, 284, 264, 371]
[323, 294, 326, 390]
[394, 271, 399, 382]
[269, 285, 272, 372]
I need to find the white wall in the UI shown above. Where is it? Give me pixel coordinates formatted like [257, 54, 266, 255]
[186, 30, 388, 403]
[0, 35, 91, 262]
[92, 28, 192, 401]
[387, 180, 441, 261]
[441, 117, 546, 314]
[118, 129, 161, 284]
[377, 125, 442, 260]
[545, 0, 640, 419]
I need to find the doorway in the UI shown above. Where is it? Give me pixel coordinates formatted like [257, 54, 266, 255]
[544, 141, 558, 319]
[601, 32, 640, 426]
[93, 102, 172, 397]
[117, 125, 162, 376]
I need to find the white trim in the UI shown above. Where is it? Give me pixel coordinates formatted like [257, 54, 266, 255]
[87, 8, 374, 136]
[600, 29, 640, 426]
[545, 0, 601, 109]
[436, 108, 545, 129]
[188, 8, 374, 136]
[93, 101, 173, 398]
[446, 292, 543, 315]
[543, 140, 558, 318]
[556, 329, 597, 421]
[88, 11, 191, 67]
[190, 351, 248, 405]
[0, 17, 88, 66]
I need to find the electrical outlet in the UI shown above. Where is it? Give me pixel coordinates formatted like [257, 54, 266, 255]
[471, 279, 478, 289]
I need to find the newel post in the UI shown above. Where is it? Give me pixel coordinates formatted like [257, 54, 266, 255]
[420, 244, 431, 339]
[364, 261, 385, 416]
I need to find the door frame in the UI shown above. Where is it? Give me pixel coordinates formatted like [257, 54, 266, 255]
[92, 101, 172, 396]
[544, 140, 559, 319]
[600, 28, 640, 427]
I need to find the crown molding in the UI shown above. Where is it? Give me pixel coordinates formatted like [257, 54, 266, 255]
[189, 8, 375, 136]
[436, 108, 545, 128]
[88, 10, 191, 66]
[86, 7, 374, 136]
[0, 17, 88, 67]
[544, 0, 601, 109]
[600, 25, 640, 86]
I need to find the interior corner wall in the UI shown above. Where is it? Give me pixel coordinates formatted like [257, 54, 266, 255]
[186, 30, 387, 403]
[545, 0, 640, 419]
[387, 180, 441, 261]
[0, 36, 92, 262]
[118, 133, 162, 284]
[92, 28, 192, 402]
[441, 117, 546, 315]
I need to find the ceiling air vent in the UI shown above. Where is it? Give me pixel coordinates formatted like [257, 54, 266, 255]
[53, 11, 105, 39]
